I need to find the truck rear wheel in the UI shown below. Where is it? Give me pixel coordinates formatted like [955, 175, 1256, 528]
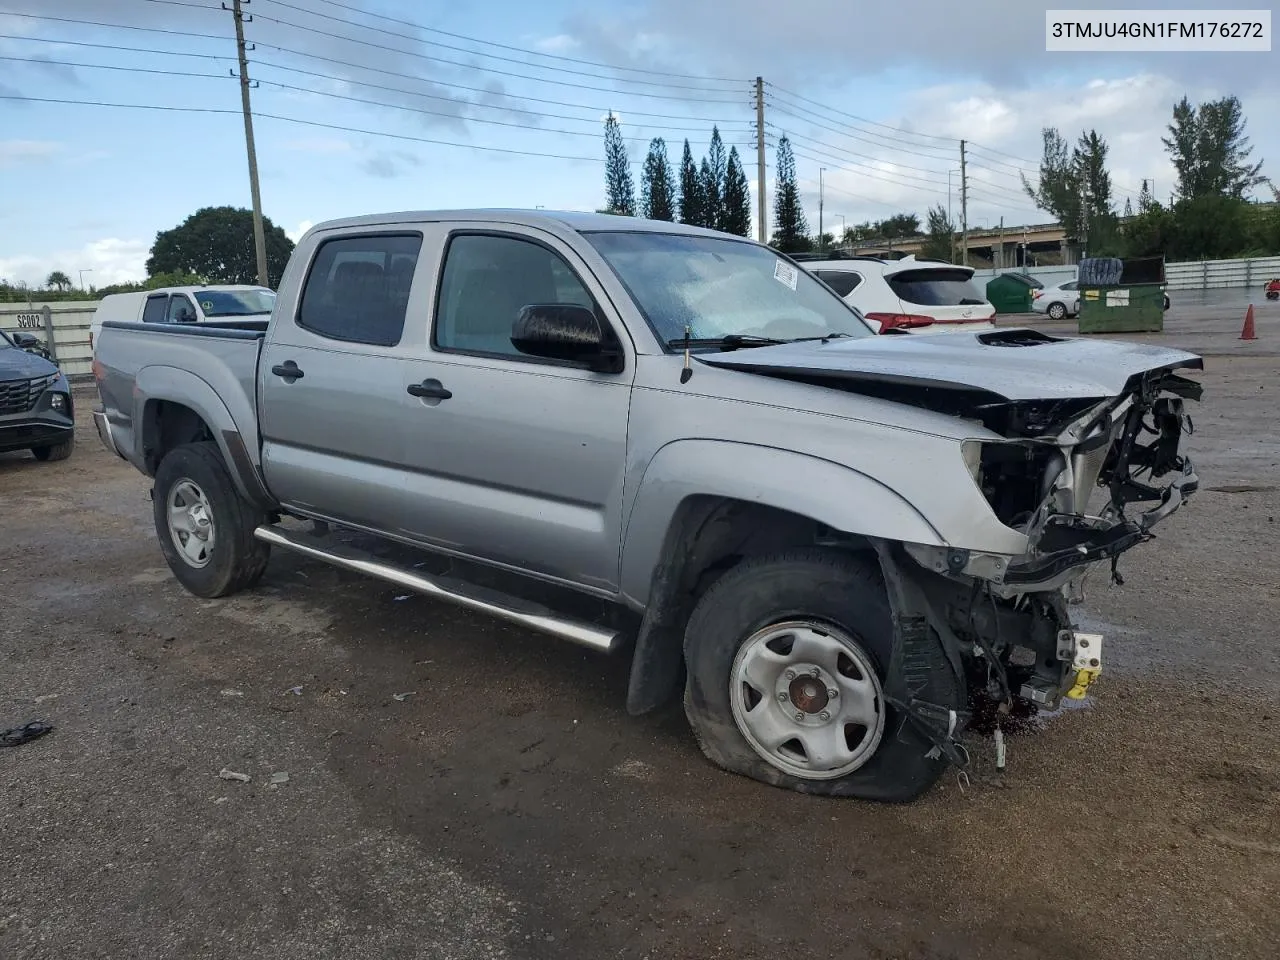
[152, 441, 270, 598]
[682, 548, 962, 802]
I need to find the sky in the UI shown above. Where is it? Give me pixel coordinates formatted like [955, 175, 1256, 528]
[0, 0, 1276, 287]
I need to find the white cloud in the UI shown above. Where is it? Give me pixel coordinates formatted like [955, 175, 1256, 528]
[532, 34, 579, 54]
[0, 140, 62, 167]
[0, 238, 149, 288]
[286, 220, 314, 243]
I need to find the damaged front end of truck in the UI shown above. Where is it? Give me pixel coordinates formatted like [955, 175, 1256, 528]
[900, 362, 1202, 735]
[699, 330, 1204, 761]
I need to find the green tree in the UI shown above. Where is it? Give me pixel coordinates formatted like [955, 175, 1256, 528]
[640, 137, 675, 221]
[720, 147, 752, 237]
[770, 135, 810, 253]
[918, 204, 955, 262]
[603, 115, 635, 216]
[1163, 95, 1265, 200]
[703, 126, 727, 229]
[677, 139, 705, 227]
[1075, 129, 1118, 252]
[698, 158, 717, 229]
[875, 213, 922, 238]
[1023, 128, 1084, 240]
[45, 270, 71, 292]
[147, 206, 293, 287]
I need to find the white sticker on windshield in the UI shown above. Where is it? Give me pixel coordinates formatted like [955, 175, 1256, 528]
[773, 260, 799, 291]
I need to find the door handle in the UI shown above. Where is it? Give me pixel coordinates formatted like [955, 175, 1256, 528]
[271, 361, 304, 382]
[407, 379, 452, 400]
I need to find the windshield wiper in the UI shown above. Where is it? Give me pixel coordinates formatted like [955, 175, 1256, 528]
[666, 334, 787, 351]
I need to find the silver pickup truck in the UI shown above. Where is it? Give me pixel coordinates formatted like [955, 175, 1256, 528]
[93, 211, 1202, 800]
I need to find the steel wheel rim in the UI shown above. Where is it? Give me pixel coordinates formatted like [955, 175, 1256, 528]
[166, 478, 215, 569]
[729, 620, 885, 781]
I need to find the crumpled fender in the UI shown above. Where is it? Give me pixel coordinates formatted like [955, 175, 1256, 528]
[618, 439, 945, 606]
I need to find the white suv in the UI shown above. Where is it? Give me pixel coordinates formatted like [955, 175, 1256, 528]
[797, 254, 996, 334]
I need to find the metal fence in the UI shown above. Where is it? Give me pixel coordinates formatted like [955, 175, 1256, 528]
[0, 301, 98, 379]
[974, 255, 1280, 293]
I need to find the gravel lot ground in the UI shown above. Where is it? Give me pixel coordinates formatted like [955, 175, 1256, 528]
[2, 297, 1278, 960]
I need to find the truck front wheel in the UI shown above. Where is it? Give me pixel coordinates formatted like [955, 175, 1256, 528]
[152, 441, 270, 598]
[682, 548, 963, 802]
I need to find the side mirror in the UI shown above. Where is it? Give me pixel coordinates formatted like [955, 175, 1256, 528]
[11, 332, 39, 348]
[511, 304, 619, 371]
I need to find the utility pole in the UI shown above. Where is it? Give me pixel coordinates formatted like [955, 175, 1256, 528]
[998, 215, 1004, 269]
[818, 167, 825, 250]
[755, 77, 767, 244]
[959, 139, 969, 267]
[230, 0, 268, 287]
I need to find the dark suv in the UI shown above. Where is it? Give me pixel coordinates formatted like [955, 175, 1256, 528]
[0, 329, 75, 462]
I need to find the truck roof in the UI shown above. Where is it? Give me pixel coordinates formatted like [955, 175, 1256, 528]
[307, 209, 736, 239]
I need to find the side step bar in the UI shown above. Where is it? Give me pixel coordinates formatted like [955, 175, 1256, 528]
[253, 525, 623, 653]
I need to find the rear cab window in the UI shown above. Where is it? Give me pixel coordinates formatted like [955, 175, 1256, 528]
[297, 234, 423, 346]
[141, 294, 169, 323]
[886, 269, 987, 306]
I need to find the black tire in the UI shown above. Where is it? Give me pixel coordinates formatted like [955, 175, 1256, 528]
[31, 435, 74, 461]
[682, 548, 964, 802]
[152, 441, 270, 598]
[1046, 301, 1067, 321]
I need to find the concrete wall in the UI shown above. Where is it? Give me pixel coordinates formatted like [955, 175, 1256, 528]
[970, 255, 1280, 293]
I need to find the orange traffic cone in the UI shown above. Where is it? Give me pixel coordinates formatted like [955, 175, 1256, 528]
[1240, 304, 1257, 340]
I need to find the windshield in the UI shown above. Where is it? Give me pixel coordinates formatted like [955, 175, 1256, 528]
[194, 289, 276, 317]
[0, 330, 14, 350]
[886, 269, 988, 306]
[584, 231, 873, 347]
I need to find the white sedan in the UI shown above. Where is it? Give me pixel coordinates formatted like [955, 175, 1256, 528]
[1031, 280, 1080, 320]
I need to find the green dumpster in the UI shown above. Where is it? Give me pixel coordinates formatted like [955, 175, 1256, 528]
[1077, 256, 1165, 334]
[985, 272, 1041, 314]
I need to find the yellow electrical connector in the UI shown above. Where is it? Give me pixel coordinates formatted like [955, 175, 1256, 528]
[1066, 633, 1104, 700]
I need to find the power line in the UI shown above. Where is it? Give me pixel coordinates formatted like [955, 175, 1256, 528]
[141, 0, 744, 91]
[268, 0, 747, 83]
[766, 83, 958, 145]
[767, 100, 958, 163]
[5, 11, 746, 104]
[0, 54, 230, 81]
[247, 60, 747, 131]
[0, 33, 747, 123]
[237, 3, 745, 94]
[774, 125, 962, 183]
[253, 75, 741, 141]
[787, 145, 945, 202]
[0, 32, 233, 62]
[0, 93, 660, 165]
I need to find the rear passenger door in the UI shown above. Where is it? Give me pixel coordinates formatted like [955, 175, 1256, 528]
[396, 227, 635, 592]
[258, 231, 426, 534]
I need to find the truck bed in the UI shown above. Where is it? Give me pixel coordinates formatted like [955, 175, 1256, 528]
[95, 320, 268, 475]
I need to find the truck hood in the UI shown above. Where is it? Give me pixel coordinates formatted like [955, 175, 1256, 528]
[695, 329, 1203, 402]
[0, 346, 57, 381]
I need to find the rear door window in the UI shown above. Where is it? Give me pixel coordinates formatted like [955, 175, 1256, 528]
[141, 294, 169, 323]
[886, 269, 987, 306]
[297, 233, 422, 346]
[814, 270, 862, 297]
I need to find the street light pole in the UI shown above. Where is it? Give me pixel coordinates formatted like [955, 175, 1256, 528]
[818, 167, 825, 249]
[78, 269, 93, 291]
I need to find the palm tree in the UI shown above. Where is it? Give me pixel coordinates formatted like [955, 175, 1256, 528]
[46, 270, 71, 292]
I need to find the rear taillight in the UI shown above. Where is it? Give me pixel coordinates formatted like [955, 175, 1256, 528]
[1032, 290, 1042, 299]
[865, 312, 938, 332]
[92, 357, 105, 382]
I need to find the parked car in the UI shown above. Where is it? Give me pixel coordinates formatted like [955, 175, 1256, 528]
[0, 327, 74, 462]
[92, 211, 1202, 801]
[1031, 280, 1081, 320]
[797, 253, 997, 333]
[89, 285, 276, 354]
[8, 330, 55, 362]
